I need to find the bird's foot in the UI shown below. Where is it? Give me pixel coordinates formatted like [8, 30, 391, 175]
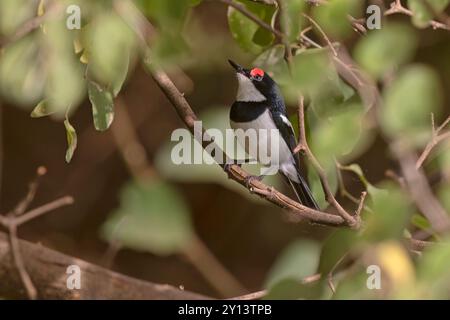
[244, 174, 263, 190]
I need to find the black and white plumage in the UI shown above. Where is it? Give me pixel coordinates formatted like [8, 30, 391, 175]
[228, 59, 319, 210]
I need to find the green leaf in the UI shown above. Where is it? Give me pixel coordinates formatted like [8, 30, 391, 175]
[86, 12, 136, 88]
[30, 100, 53, 118]
[408, 0, 449, 28]
[313, 0, 362, 39]
[364, 182, 412, 241]
[280, 0, 306, 41]
[0, 0, 35, 36]
[136, 0, 192, 30]
[227, 0, 275, 53]
[64, 118, 77, 163]
[264, 279, 323, 300]
[381, 65, 442, 146]
[318, 229, 359, 275]
[311, 104, 364, 167]
[354, 23, 417, 79]
[101, 179, 194, 255]
[265, 239, 321, 288]
[253, 45, 289, 81]
[88, 81, 114, 131]
[411, 213, 432, 231]
[0, 36, 44, 107]
[416, 238, 450, 298]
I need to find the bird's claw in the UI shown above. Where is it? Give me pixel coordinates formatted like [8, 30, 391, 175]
[244, 175, 263, 191]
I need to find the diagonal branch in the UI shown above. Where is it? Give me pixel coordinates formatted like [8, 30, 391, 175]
[149, 66, 349, 227]
[416, 114, 450, 169]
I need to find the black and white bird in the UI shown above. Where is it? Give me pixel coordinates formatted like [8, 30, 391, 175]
[228, 59, 319, 210]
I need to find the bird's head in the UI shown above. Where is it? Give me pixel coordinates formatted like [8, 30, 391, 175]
[228, 59, 280, 103]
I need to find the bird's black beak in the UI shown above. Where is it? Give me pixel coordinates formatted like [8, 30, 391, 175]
[228, 59, 244, 74]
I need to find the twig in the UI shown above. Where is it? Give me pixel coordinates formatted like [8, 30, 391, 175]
[12, 166, 47, 216]
[302, 13, 338, 56]
[14, 196, 74, 226]
[228, 273, 321, 300]
[0, 1, 63, 48]
[384, 0, 449, 30]
[391, 141, 450, 234]
[218, 0, 284, 39]
[327, 254, 347, 295]
[416, 114, 450, 169]
[294, 96, 362, 228]
[8, 223, 37, 299]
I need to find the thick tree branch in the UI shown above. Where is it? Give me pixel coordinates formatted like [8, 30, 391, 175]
[0, 231, 209, 299]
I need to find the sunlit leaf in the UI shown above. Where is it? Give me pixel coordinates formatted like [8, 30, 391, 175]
[101, 179, 194, 255]
[0, 37, 44, 107]
[87, 80, 114, 131]
[30, 100, 54, 118]
[0, 0, 34, 36]
[64, 118, 77, 163]
[86, 12, 135, 88]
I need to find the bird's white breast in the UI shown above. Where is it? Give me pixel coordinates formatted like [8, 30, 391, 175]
[230, 109, 294, 169]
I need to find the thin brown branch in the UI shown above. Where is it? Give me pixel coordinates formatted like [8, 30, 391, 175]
[294, 97, 361, 228]
[218, 0, 284, 39]
[302, 13, 338, 56]
[391, 142, 450, 234]
[12, 166, 47, 216]
[8, 224, 37, 299]
[229, 273, 321, 300]
[416, 114, 450, 169]
[0, 1, 63, 48]
[14, 196, 74, 226]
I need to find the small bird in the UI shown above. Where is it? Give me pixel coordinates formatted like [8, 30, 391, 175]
[228, 59, 319, 210]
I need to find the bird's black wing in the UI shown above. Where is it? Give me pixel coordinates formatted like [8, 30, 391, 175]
[269, 109, 319, 210]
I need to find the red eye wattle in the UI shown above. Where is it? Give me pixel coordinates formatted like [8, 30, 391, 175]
[250, 68, 264, 78]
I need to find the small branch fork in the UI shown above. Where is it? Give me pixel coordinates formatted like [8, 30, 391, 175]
[416, 114, 450, 169]
[384, 0, 450, 31]
[0, 167, 74, 300]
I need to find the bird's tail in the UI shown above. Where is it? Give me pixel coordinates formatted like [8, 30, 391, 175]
[284, 172, 320, 211]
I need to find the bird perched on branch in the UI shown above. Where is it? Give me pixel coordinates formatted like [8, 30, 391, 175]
[228, 59, 319, 210]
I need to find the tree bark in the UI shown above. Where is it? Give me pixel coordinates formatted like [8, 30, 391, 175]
[0, 231, 209, 300]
